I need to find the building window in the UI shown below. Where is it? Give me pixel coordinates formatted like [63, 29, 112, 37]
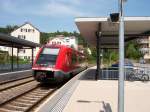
[24, 56, 27, 59]
[66, 39, 70, 42]
[18, 35, 25, 39]
[18, 35, 21, 38]
[18, 49, 25, 53]
[28, 29, 31, 32]
[20, 28, 35, 33]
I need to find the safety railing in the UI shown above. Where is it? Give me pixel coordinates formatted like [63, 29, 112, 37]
[101, 66, 150, 81]
[0, 64, 32, 71]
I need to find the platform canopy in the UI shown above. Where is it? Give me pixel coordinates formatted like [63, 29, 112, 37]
[75, 17, 150, 48]
[0, 33, 41, 48]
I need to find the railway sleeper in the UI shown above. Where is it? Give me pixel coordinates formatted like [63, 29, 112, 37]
[21, 96, 40, 100]
[9, 101, 32, 107]
[34, 89, 51, 93]
[31, 91, 49, 95]
[15, 99, 36, 104]
[1, 104, 27, 112]
[28, 92, 47, 96]
[0, 108, 22, 112]
[24, 94, 43, 99]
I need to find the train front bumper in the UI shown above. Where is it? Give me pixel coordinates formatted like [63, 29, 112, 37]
[32, 68, 65, 83]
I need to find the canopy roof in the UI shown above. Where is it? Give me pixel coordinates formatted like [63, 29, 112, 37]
[75, 17, 150, 48]
[0, 33, 41, 48]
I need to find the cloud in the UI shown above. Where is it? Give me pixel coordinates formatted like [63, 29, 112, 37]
[0, 0, 16, 12]
[0, 0, 117, 17]
[39, 1, 86, 17]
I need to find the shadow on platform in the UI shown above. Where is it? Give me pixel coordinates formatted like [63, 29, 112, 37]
[100, 101, 112, 112]
[77, 100, 112, 112]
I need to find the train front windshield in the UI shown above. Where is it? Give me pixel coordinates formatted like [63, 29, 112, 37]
[36, 47, 60, 66]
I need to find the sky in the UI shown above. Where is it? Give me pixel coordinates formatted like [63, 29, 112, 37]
[0, 0, 150, 32]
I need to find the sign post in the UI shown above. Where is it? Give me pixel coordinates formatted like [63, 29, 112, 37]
[118, 0, 126, 112]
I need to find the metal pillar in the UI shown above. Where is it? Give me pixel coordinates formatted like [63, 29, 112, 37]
[118, 0, 125, 112]
[11, 44, 14, 71]
[17, 48, 19, 69]
[95, 23, 102, 80]
[31, 48, 34, 66]
[101, 49, 103, 68]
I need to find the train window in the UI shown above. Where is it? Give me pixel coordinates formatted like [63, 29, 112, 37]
[36, 47, 60, 65]
[42, 47, 59, 55]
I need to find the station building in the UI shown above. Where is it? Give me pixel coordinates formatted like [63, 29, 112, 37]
[9, 22, 40, 60]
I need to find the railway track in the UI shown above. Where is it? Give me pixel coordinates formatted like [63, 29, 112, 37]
[0, 70, 83, 112]
[0, 83, 57, 112]
[0, 77, 34, 92]
[0, 81, 56, 112]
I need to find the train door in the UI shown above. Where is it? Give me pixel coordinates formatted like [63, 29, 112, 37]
[71, 51, 77, 69]
[64, 50, 72, 72]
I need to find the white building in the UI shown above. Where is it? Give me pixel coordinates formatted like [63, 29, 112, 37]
[137, 36, 150, 60]
[0, 46, 8, 52]
[48, 35, 78, 50]
[48, 37, 66, 45]
[9, 22, 40, 60]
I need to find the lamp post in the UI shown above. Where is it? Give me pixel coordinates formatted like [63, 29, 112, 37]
[118, 0, 126, 112]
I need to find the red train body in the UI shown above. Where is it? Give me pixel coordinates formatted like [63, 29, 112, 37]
[32, 44, 87, 83]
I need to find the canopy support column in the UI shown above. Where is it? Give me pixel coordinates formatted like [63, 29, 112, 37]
[95, 23, 102, 80]
[17, 48, 19, 69]
[31, 48, 34, 66]
[11, 44, 14, 71]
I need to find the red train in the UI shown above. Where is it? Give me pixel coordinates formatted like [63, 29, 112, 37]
[32, 44, 87, 83]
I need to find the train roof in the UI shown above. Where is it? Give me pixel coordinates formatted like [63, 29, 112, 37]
[44, 44, 66, 48]
[44, 44, 84, 55]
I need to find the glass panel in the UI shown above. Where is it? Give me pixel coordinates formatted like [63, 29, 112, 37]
[36, 47, 60, 66]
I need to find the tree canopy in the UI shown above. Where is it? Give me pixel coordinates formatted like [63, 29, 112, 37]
[125, 40, 142, 59]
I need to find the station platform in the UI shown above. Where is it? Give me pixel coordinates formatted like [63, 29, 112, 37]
[0, 70, 32, 83]
[37, 66, 150, 112]
[63, 66, 150, 112]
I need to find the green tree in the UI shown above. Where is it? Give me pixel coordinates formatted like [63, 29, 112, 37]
[0, 25, 18, 34]
[125, 40, 142, 59]
[40, 31, 87, 46]
[103, 49, 119, 65]
[40, 32, 49, 44]
[6, 25, 18, 34]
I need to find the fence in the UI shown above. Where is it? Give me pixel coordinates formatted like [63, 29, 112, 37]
[101, 66, 150, 80]
[0, 64, 32, 71]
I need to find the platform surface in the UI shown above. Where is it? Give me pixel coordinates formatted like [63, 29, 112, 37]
[63, 66, 150, 112]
